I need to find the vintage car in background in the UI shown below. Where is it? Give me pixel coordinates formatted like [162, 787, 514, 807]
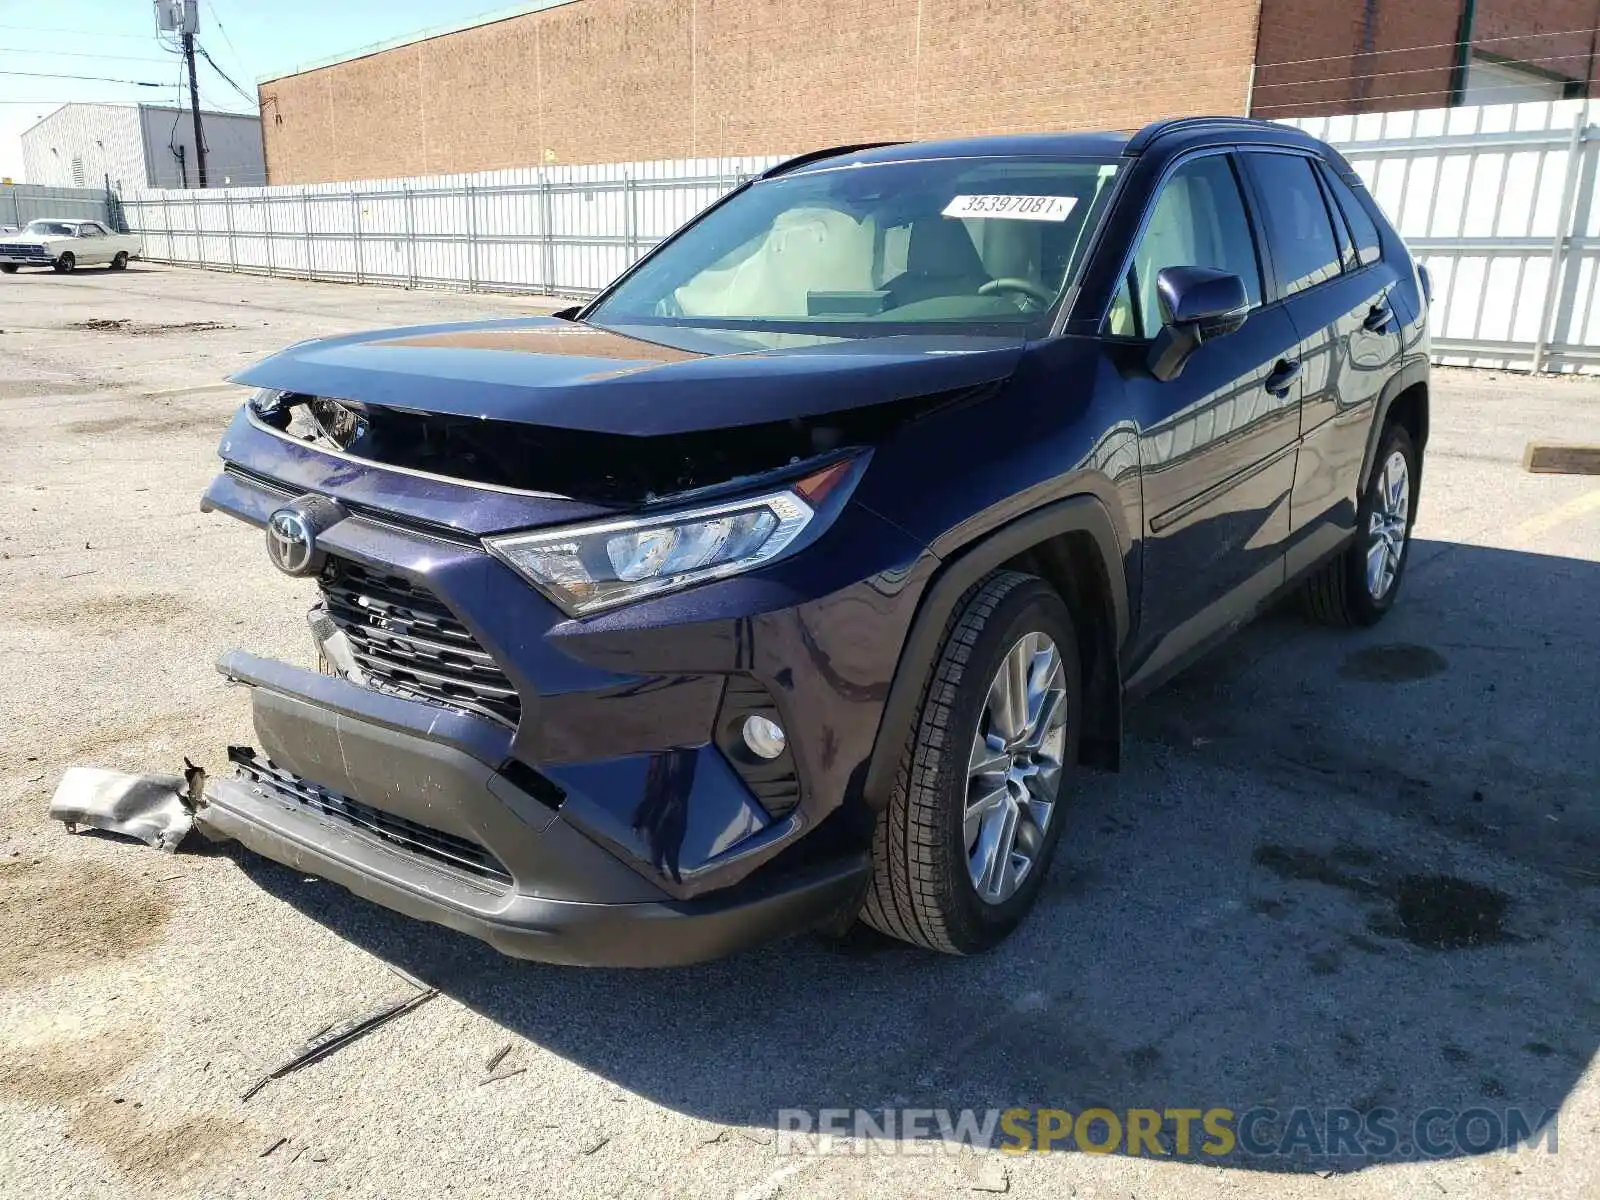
[0, 219, 142, 273]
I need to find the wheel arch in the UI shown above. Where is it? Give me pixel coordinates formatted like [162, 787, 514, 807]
[1361, 363, 1429, 497]
[863, 494, 1130, 812]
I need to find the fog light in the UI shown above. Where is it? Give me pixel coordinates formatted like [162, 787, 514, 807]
[742, 715, 787, 760]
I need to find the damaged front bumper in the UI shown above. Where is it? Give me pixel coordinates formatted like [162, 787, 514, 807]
[191, 399, 938, 965]
[202, 652, 869, 967]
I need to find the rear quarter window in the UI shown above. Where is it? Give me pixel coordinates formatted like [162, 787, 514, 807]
[1319, 166, 1383, 267]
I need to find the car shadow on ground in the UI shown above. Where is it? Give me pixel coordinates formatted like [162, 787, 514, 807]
[232, 539, 1599, 1174]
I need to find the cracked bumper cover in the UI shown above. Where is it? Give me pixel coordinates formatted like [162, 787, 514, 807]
[203, 650, 868, 967]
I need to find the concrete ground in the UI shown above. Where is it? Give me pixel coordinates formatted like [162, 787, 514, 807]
[1, 264, 1596, 1200]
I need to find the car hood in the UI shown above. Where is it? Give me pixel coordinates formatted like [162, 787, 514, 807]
[230, 317, 1026, 436]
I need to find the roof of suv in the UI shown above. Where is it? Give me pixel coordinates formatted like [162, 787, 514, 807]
[771, 117, 1333, 177]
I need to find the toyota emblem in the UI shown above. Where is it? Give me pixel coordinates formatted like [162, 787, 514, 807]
[264, 495, 345, 576]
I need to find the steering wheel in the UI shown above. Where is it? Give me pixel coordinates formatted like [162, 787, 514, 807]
[978, 277, 1056, 309]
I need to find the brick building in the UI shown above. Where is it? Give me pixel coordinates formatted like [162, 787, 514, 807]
[1254, 0, 1600, 118]
[257, 0, 1600, 185]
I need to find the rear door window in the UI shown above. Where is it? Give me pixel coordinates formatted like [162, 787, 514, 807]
[1120, 154, 1263, 339]
[1319, 165, 1383, 267]
[1242, 153, 1342, 297]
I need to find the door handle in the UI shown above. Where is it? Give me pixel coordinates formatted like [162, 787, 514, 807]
[1264, 359, 1301, 397]
[1363, 302, 1394, 332]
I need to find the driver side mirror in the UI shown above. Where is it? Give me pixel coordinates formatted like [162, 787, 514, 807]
[1146, 266, 1249, 382]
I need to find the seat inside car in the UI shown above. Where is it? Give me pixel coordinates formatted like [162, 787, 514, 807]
[973, 219, 1044, 290]
[884, 217, 991, 307]
[673, 206, 875, 317]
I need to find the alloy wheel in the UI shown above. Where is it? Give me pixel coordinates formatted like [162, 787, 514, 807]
[1366, 449, 1410, 600]
[965, 631, 1068, 904]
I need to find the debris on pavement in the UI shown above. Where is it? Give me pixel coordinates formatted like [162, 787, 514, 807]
[485, 1043, 512, 1073]
[242, 985, 438, 1101]
[479, 1067, 527, 1087]
[971, 1159, 1010, 1193]
[48, 764, 204, 851]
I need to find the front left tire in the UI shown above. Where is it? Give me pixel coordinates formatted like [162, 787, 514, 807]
[862, 570, 1081, 954]
[0, 264, 16, 274]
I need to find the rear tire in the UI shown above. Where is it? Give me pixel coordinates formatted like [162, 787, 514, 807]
[52, 253, 75, 274]
[111, 252, 129, 271]
[862, 571, 1081, 954]
[1302, 422, 1417, 627]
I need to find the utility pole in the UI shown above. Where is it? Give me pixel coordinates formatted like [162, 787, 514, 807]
[156, 2, 206, 187]
[182, 29, 207, 188]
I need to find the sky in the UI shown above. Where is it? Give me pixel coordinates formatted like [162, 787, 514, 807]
[0, 0, 523, 181]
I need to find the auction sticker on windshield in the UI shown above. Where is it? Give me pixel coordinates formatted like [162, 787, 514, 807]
[942, 195, 1078, 221]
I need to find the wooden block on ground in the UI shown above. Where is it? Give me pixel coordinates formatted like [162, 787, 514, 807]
[1523, 442, 1600, 475]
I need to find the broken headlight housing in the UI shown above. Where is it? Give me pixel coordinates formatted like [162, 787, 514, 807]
[486, 459, 857, 615]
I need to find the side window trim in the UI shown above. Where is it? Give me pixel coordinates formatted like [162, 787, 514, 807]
[1312, 165, 1358, 273]
[1097, 146, 1269, 341]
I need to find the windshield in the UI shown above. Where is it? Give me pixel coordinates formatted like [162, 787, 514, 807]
[24, 220, 77, 237]
[588, 156, 1121, 337]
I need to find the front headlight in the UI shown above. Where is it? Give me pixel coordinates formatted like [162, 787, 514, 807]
[486, 487, 817, 615]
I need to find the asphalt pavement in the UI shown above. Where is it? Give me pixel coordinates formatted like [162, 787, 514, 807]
[1, 265, 1596, 1199]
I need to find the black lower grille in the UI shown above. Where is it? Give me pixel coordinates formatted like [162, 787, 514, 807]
[319, 559, 521, 727]
[230, 747, 512, 888]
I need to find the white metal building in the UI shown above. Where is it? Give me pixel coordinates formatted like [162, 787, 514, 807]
[21, 103, 265, 192]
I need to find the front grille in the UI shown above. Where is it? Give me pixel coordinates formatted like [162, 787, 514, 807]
[230, 747, 512, 888]
[0, 244, 49, 258]
[320, 558, 522, 727]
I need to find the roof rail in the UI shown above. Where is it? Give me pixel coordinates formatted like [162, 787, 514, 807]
[1124, 116, 1286, 155]
[759, 142, 904, 179]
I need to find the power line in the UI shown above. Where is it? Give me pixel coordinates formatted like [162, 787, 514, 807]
[1257, 23, 1600, 72]
[196, 43, 255, 104]
[1252, 77, 1594, 113]
[202, 0, 250, 79]
[1254, 49, 1598, 93]
[0, 23, 157, 40]
[0, 47, 176, 65]
[0, 69, 166, 87]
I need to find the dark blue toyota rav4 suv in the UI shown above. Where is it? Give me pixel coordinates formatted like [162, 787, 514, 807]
[201, 117, 1429, 965]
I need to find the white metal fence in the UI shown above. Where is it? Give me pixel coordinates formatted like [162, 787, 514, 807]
[118, 156, 780, 299]
[116, 100, 1600, 372]
[2, 183, 115, 231]
[1286, 100, 1599, 373]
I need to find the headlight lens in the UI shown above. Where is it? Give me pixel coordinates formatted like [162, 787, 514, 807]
[486, 489, 815, 615]
[248, 387, 288, 416]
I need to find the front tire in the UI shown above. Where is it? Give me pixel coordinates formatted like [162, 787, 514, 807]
[1302, 422, 1417, 627]
[111, 251, 129, 271]
[52, 253, 75, 274]
[0, 264, 17, 274]
[862, 571, 1081, 954]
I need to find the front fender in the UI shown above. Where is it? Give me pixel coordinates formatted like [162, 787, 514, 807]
[862, 492, 1129, 811]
